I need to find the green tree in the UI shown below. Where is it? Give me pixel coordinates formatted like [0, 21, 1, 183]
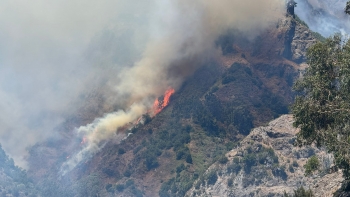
[346, 1, 350, 15]
[304, 156, 320, 176]
[292, 35, 350, 179]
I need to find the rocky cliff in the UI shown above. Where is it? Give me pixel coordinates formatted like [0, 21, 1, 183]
[186, 115, 343, 197]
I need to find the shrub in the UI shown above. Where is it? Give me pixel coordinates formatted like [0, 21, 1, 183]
[123, 170, 131, 177]
[304, 156, 319, 176]
[207, 171, 218, 185]
[292, 160, 299, 167]
[227, 163, 241, 174]
[118, 148, 126, 155]
[116, 184, 125, 192]
[227, 178, 233, 187]
[144, 155, 159, 171]
[186, 154, 193, 164]
[218, 156, 229, 164]
[289, 165, 294, 173]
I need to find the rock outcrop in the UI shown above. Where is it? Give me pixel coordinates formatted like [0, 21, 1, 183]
[280, 16, 317, 63]
[187, 115, 343, 197]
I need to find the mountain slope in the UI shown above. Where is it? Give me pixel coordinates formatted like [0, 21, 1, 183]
[25, 14, 319, 197]
[186, 115, 343, 197]
[0, 145, 40, 197]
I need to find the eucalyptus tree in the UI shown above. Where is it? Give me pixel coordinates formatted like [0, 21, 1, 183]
[292, 34, 350, 179]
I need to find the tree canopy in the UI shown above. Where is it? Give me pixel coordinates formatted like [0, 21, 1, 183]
[292, 34, 350, 179]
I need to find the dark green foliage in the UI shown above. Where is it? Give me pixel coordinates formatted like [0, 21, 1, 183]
[176, 164, 185, 174]
[141, 142, 162, 171]
[124, 169, 132, 177]
[218, 155, 229, 164]
[272, 166, 288, 180]
[0, 144, 40, 197]
[284, 186, 315, 197]
[227, 178, 233, 187]
[304, 156, 319, 176]
[261, 92, 289, 116]
[292, 160, 299, 167]
[289, 165, 295, 173]
[225, 142, 236, 151]
[175, 146, 190, 160]
[311, 32, 326, 43]
[334, 180, 350, 197]
[185, 154, 193, 164]
[222, 75, 236, 84]
[216, 33, 236, 55]
[116, 184, 125, 192]
[143, 114, 152, 125]
[74, 173, 105, 197]
[159, 175, 194, 197]
[159, 178, 174, 197]
[242, 167, 269, 188]
[118, 148, 126, 155]
[102, 167, 118, 177]
[130, 186, 143, 197]
[227, 162, 242, 174]
[346, 1, 350, 15]
[206, 171, 218, 185]
[242, 147, 278, 173]
[105, 184, 113, 192]
[291, 35, 350, 179]
[144, 155, 159, 170]
[243, 154, 256, 173]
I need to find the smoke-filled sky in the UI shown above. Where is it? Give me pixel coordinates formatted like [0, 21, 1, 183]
[295, 0, 350, 37]
[0, 0, 285, 169]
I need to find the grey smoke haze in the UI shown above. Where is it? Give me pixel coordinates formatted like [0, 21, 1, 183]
[0, 0, 284, 169]
[295, 0, 350, 37]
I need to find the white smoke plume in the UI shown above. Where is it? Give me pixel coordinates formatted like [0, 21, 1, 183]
[0, 0, 284, 170]
[61, 0, 285, 174]
[295, 0, 350, 37]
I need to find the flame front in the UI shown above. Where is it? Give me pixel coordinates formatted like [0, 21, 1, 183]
[153, 88, 175, 115]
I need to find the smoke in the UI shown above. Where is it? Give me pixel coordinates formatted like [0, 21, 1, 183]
[61, 0, 285, 174]
[0, 0, 284, 170]
[295, 0, 350, 37]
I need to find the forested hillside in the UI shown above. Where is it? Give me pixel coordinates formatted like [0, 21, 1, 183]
[21, 14, 322, 197]
[0, 145, 39, 197]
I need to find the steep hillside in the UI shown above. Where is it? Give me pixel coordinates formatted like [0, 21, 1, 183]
[25, 15, 319, 197]
[0, 145, 40, 197]
[186, 115, 343, 197]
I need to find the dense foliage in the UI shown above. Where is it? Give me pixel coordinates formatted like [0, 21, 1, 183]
[292, 35, 350, 179]
[304, 155, 320, 176]
[0, 144, 39, 197]
[284, 186, 314, 197]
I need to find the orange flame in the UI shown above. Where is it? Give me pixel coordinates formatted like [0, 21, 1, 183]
[153, 88, 175, 115]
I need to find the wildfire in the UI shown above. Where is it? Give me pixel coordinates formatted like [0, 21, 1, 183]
[153, 88, 175, 115]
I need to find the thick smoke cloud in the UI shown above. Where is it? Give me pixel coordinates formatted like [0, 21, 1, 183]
[295, 0, 350, 37]
[0, 0, 284, 170]
[62, 0, 285, 174]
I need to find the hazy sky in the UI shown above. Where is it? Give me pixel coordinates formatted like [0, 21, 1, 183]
[0, 0, 286, 169]
[295, 0, 350, 37]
